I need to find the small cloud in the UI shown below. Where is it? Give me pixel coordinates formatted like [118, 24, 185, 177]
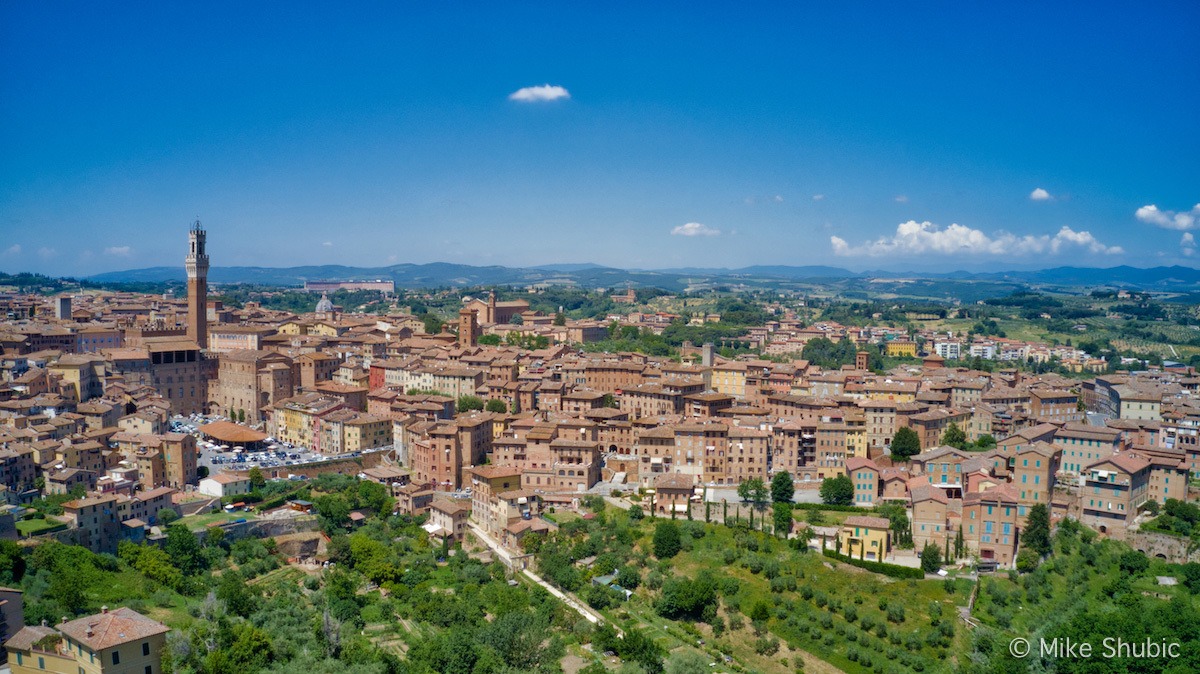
[773, 195, 784, 203]
[322, 241, 333, 247]
[3, 244, 20, 255]
[743, 196, 756, 205]
[894, 195, 909, 203]
[1136, 203, 1200, 230]
[812, 194, 825, 201]
[831, 221, 1123, 257]
[508, 84, 571, 102]
[671, 222, 721, 237]
[37, 247, 56, 259]
[104, 246, 132, 256]
[1030, 187, 1052, 201]
[386, 254, 398, 263]
[1183, 233, 1196, 257]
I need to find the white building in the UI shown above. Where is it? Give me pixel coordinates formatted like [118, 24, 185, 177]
[198, 472, 252, 498]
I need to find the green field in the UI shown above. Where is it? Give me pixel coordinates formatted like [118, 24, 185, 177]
[15, 517, 67, 536]
[177, 510, 247, 530]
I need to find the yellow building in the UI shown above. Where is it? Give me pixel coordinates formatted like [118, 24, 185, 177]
[842, 412, 869, 458]
[885, 340, 918, 358]
[7, 607, 169, 674]
[711, 362, 748, 399]
[838, 515, 892, 561]
[343, 414, 393, 452]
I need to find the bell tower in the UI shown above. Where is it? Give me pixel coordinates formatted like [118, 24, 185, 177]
[186, 220, 209, 349]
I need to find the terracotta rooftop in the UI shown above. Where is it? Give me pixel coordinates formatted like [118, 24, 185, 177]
[58, 607, 169, 651]
[199, 420, 268, 444]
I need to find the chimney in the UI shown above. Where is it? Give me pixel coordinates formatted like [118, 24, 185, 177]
[100, 605, 108, 614]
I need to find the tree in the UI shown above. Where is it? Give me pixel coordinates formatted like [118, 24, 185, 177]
[664, 650, 711, 674]
[484, 399, 508, 413]
[973, 434, 997, 450]
[217, 570, 257, 617]
[456, 395, 485, 413]
[478, 333, 502, 345]
[941, 422, 967, 450]
[156, 507, 180, 525]
[656, 573, 717, 620]
[920, 541, 942, 573]
[653, 521, 682, 559]
[737, 477, 769, 504]
[771, 471, 794, 503]
[554, 312, 567, 326]
[0, 540, 26, 584]
[628, 504, 644, 522]
[165, 524, 204, 575]
[890, 427, 921, 461]
[773, 502, 793, 538]
[509, 314, 524, 325]
[196, 465, 209, 479]
[1024, 504, 1052, 557]
[248, 466, 265, 490]
[422, 314, 444, 334]
[1015, 548, 1040, 573]
[819, 475, 854, 506]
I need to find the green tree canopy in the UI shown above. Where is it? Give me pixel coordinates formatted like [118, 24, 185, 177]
[737, 477, 769, 504]
[819, 475, 854, 506]
[941, 422, 967, 450]
[770, 471, 794, 503]
[1024, 503, 1052, 557]
[920, 541, 942, 572]
[890, 427, 921, 461]
[653, 521, 682, 559]
[484, 398, 508, 413]
[456, 395, 485, 413]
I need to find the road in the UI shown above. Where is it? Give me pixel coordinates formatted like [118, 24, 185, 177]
[468, 522, 619, 634]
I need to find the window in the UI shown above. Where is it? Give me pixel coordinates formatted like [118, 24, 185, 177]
[113, 651, 121, 665]
[143, 642, 150, 656]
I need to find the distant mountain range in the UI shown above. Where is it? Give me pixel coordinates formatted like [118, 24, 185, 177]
[82, 262, 1200, 292]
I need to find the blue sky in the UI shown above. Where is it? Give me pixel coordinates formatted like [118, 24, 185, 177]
[1, 2, 1198, 276]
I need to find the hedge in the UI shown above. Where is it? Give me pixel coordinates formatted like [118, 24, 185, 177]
[790, 503, 870, 514]
[821, 549, 924, 579]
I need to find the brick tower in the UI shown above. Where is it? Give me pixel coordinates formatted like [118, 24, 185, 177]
[458, 308, 479, 347]
[186, 220, 209, 349]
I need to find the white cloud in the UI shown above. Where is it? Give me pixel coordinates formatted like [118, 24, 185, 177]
[1030, 187, 1052, 201]
[894, 195, 909, 203]
[1183, 233, 1196, 257]
[830, 221, 1124, 257]
[2, 244, 19, 255]
[508, 84, 571, 102]
[671, 222, 721, 237]
[322, 241, 333, 247]
[773, 195, 784, 203]
[812, 194, 825, 201]
[104, 246, 131, 256]
[37, 247, 56, 259]
[1136, 203, 1200, 230]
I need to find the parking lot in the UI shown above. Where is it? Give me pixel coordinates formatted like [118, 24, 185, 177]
[171, 413, 384, 476]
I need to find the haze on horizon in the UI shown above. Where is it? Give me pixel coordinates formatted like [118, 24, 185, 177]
[1, 3, 1198, 277]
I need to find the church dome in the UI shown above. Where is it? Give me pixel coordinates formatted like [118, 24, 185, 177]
[315, 292, 334, 314]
